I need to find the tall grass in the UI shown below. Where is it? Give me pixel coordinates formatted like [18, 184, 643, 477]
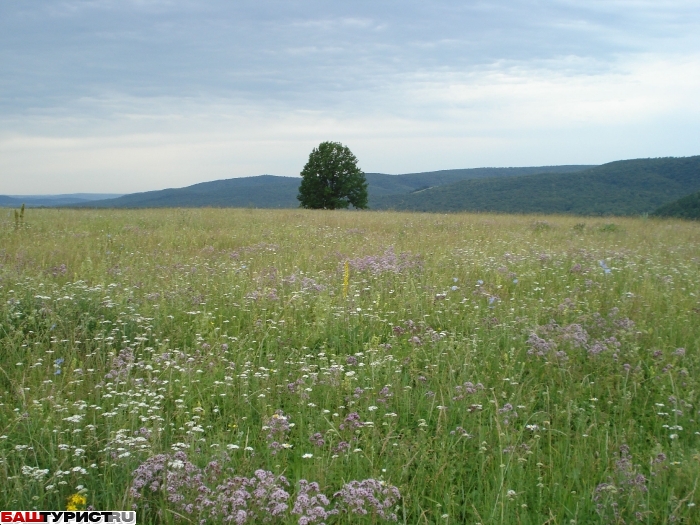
[0, 208, 698, 524]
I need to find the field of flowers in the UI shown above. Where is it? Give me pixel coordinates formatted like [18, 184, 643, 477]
[1, 208, 699, 524]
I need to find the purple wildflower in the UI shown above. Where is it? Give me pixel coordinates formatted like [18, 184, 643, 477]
[377, 386, 392, 404]
[526, 334, 555, 357]
[345, 246, 421, 275]
[292, 480, 337, 525]
[263, 410, 291, 454]
[104, 347, 135, 380]
[309, 433, 325, 447]
[333, 441, 350, 454]
[339, 412, 363, 431]
[334, 479, 401, 521]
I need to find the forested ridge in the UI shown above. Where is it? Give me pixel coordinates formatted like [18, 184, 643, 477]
[5, 156, 698, 216]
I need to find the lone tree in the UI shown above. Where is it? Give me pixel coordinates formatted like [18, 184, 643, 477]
[297, 141, 368, 209]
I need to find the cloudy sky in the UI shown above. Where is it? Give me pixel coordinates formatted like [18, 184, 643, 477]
[1, 1, 699, 194]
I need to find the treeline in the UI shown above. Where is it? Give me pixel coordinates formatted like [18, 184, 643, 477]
[6, 156, 698, 216]
[653, 190, 700, 219]
[371, 156, 700, 216]
[67, 166, 593, 210]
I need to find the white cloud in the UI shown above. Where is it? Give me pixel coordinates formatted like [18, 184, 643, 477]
[1, 1, 699, 193]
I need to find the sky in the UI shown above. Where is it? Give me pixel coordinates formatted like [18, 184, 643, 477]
[1, 1, 699, 194]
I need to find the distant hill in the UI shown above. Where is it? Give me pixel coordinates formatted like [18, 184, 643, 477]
[9, 158, 698, 215]
[371, 156, 700, 216]
[71, 165, 594, 209]
[75, 175, 302, 209]
[0, 194, 123, 207]
[652, 190, 700, 220]
[365, 165, 594, 199]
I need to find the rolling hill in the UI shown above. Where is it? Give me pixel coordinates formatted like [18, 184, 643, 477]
[0, 194, 123, 207]
[6, 157, 698, 215]
[652, 190, 700, 220]
[69, 165, 594, 209]
[364, 165, 595, 198]
[75, 176, 302, 209]
[371, 156, 700, 216]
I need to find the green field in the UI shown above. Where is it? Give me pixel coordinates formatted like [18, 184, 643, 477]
[1, 209, 699, 524]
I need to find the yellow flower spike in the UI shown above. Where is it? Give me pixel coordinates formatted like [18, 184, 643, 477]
[343, 260, 349, 298]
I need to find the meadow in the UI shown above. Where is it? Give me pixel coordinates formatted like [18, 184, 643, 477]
[1, 208, 699, 524]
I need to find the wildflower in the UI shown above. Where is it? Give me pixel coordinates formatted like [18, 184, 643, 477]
[377, 385, 392, 403]
[302, 453, 313, 459]
[450, 427, 472, 438]
[104, 347, 135, 380]
[334, 441, 350, 453]
[131, 452, 290, 521]
[309, 433, 325, 447]
[346, 247, 421, 275]
[22, 466, 50, 481]
[527, 333, 555, 357]
[334, 478, 400, 520]
[168, 459, 185, 469]
[339, 412, 363, 431]
[292, 480, 336, 524]
[588, 342, 606, 357]
[265, 410, 291, 454]
[66, 493, 87, 511]
[453, 381, 484, 400]
[343, 260, 350, 298]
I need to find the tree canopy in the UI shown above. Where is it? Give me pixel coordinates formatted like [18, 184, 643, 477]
[297, 142, 368, 210]
[653, 189, 700, 220]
